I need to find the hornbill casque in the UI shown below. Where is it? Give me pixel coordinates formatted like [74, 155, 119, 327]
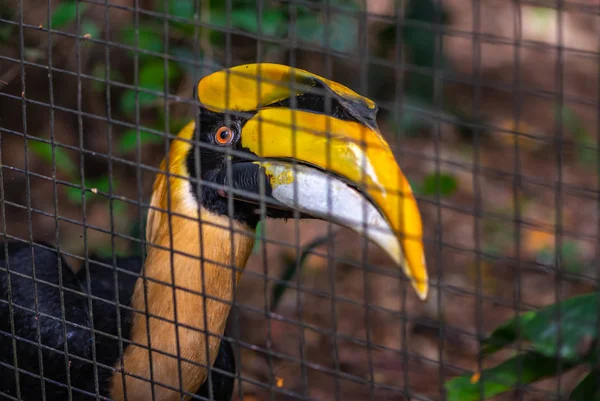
[0, 63, 428, 401]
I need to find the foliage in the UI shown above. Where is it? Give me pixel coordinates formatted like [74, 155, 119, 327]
[119, 60, 181, 115]
[536, 238, 586, 274]
[561, 106, 596, 167]
[376, 0, 459, 140]
[270, 234, 332, 311]
[118, 129, 164, 154]
[28, 139, 114, 206]
[0, 0, 14, 43]
[378, 0, 448, 104]
[50, 1, 87, 29]
[415, 172, 458, 197]
[28, 140, 77, 177]
[65, 176, 116, 205]
[445, 292, 600, 400]
[158, 0, 360, 53]
[252, 222, 333, 312]
[402, 0, 448, 104]
[252, 221, 264, 254]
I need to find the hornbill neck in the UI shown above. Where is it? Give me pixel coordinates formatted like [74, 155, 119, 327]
[110, 122, 255, 401]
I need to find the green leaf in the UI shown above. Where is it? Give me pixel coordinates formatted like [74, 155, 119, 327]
[0, 2, 13, 42]
[385, 96, 459, 138]
[90, 64, 125, 92]
[270, 234, 332, 311]
[112, 198, 127, 217]
[139, 60, 180, 90]
[252, 221, 264, 254]
[169, 47, 223, 79]
[121, 26, 164, 55]
[156, 0, 198, 34]
[168, 0, 195, 19]
[562, 106, 596, 166]
[50, 1, 87, 29]
[561, 239, 584, 274]
[128, 209, 148, 258]
[93, 245, 127, 258]
[28, 140, 77, 178]
[402, 0, 448, 102]
[570, 370, 600, 400]
[418, 173, 458, 197]
[330, 0, 360, 11]
[481, 310, 536, 355]
[327, 14, 359, 53]
[294, 15, 321, 43]
[170, 118, 192, 136]
[119, 90, 158, 115]
[260, 8, 288, 37]
[445, 352, 578, 401]
[270, 256, 300, 312]
[65, 187, 82, 204]
[295, 13, 358, 53]
[0, 23, 12, 43]
[577, 135, 597, 166]
[81, 20, 100, 39]
[449, 293, 600, 400]
[119, 60, 181, 115]
[66, 176, 116, 205]
[210, 7, 287, 37]
[522, 293, 598, 361]
[535, 240, 583, 272]
[118, 129, 164, 153]
[482, 293, 599, 361]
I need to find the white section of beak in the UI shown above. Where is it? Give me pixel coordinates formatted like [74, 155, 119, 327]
[260, 162, 406, 268]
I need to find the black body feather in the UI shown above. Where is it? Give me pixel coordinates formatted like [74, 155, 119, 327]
[0, 242, 235, 401]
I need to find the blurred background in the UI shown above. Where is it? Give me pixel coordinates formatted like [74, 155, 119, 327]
[1, 0, 599, 400]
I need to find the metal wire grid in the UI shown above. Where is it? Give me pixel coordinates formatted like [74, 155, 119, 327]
[0, 0, 599, 400]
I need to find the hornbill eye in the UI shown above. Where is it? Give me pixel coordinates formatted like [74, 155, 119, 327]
[215, 126, 235, 145]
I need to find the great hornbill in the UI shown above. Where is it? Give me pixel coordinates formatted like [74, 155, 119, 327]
[0, 63, 428, 401]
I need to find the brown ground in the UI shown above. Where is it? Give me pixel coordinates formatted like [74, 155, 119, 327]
[0, 1, 599, 400]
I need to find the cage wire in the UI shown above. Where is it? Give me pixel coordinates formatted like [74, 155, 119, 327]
[1, 0, 600, 401]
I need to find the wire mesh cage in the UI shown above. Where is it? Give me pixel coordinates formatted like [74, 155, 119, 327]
[1, 1, 600, 401]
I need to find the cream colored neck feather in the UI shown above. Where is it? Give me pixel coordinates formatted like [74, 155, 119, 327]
[109, 171, 254, 401]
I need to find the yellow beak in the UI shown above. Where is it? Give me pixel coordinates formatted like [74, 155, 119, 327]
[197, 63, 428, 300]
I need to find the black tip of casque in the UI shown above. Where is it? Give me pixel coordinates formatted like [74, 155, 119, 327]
[308, 75, 379, 132]
[267, 74, 380, 133]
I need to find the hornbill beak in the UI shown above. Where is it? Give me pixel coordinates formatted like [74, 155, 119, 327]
[197, 64, 428, 300]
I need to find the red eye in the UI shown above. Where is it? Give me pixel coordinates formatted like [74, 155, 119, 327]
[215, 126, 234, 145]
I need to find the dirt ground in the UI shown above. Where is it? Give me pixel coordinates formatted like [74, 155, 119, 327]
[1, 1, 599, 400]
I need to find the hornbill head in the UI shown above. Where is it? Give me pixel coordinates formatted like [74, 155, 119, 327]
[161, 63, 428, 299]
